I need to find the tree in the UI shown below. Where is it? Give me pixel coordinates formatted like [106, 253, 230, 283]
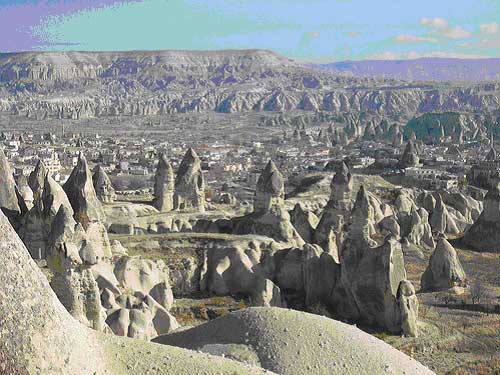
[470, 280, 486, 305]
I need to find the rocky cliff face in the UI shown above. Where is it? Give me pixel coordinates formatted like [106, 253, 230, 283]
[1, 50, 500, 119]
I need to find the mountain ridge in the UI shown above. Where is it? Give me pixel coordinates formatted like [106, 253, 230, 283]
[311, 57, 500, 82]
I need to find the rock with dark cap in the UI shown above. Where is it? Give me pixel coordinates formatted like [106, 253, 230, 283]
[63, 153, 106, 225]
[92, 165, 116, 203]
[173, 148, 205, 212]
[253, 160, 284, 213]
[398, 141, 419, 169]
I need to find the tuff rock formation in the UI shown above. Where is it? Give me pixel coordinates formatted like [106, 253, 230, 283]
[429, 195, 460, 235]
[313, 160, 353, 256]
[153, 153, 174, 212]
[232, 161, 304, 246]
[398, 141, 419, 169]
[173, 148, 205, 212]
[0, 210, 274, 375]
[289, 203, 319, 243]
[0, 147, 20, 214]
[18, 174, 74, 259]
[421, 234, 467, 291]
[63, 153, 106, 225]
[28, 159, 48, 197]
[92, 165, 116, 203]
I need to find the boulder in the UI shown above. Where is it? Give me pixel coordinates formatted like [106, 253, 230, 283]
[421, 235, 467, 291]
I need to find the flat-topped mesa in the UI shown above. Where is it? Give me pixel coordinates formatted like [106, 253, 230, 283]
[92, 165, 116, 203]
[0, 147, 20, 214]
[254, 160, 285, 213]
[173, 148, 205, 212]
[421, 234, 467, 291]
[462, 182, 500, 252]
[63, 153, 106, 225]
[398, 141, 419, 169]
[29, 159, 48, 197]
[153, 153, 174, 212]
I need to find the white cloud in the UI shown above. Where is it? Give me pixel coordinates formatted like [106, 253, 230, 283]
[480, 22, 500, 35]
[420, 17, 471, 40]
[421, 17, 448, 29]
[368, 50, 488, 60]
[395, 34, 437, 43]
[443, 26, 472, 39]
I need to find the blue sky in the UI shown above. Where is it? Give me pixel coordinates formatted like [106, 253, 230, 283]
[1, 0, 499, 62]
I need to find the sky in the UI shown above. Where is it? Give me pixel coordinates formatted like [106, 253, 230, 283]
[1, 0, 500, 62]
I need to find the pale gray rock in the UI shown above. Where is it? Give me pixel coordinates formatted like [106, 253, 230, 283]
[173, 148, 205, 212]
[0, 147, 20, 214]
[63, 153, 106, 225]
[398, 141, 419, 169]
[421, 234, 467, 291]
[92, 165, 116, 203]
[462, 183, 500, 252]
[153, 153, 174, 212]
[397, 280, 419, 337]
[28, 159, 48, 197]
[0, 211, 275, 375]
[154, 307, 434, 375]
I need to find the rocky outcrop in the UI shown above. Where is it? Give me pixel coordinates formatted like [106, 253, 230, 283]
[336, 235, 415, 334]
[253, 160, 285, 213]
[346, 185, 377, 246]
[429, 195, 460, 235]
[398, 141, 419, 169]
[0, 147, 20, 214]
[63, 153, 106, 225]
[313, 161, 353, 256]
[421, 234, 467, 291]
[173, 148, 205, 212]
[0, 209, 275, 375]
[92, 165, 116, 203]
[397, 280, 419, 337]
[18, 174, 74, 259]
[290, 203, 318, 243]
[16, 174, 34, 210]
[28, 159, 47, 197]
[231, 161, 304, 246]
[114, 256, 174, 310]
[200, 240, 284, 307]
[153, 153, 174, 212]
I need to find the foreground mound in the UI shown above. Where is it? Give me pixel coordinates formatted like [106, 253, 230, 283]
[154, 307, 435, 375]
[0, 210, 273, 375]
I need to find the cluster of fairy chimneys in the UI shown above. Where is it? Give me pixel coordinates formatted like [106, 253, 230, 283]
[153, 148, 205, 213]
